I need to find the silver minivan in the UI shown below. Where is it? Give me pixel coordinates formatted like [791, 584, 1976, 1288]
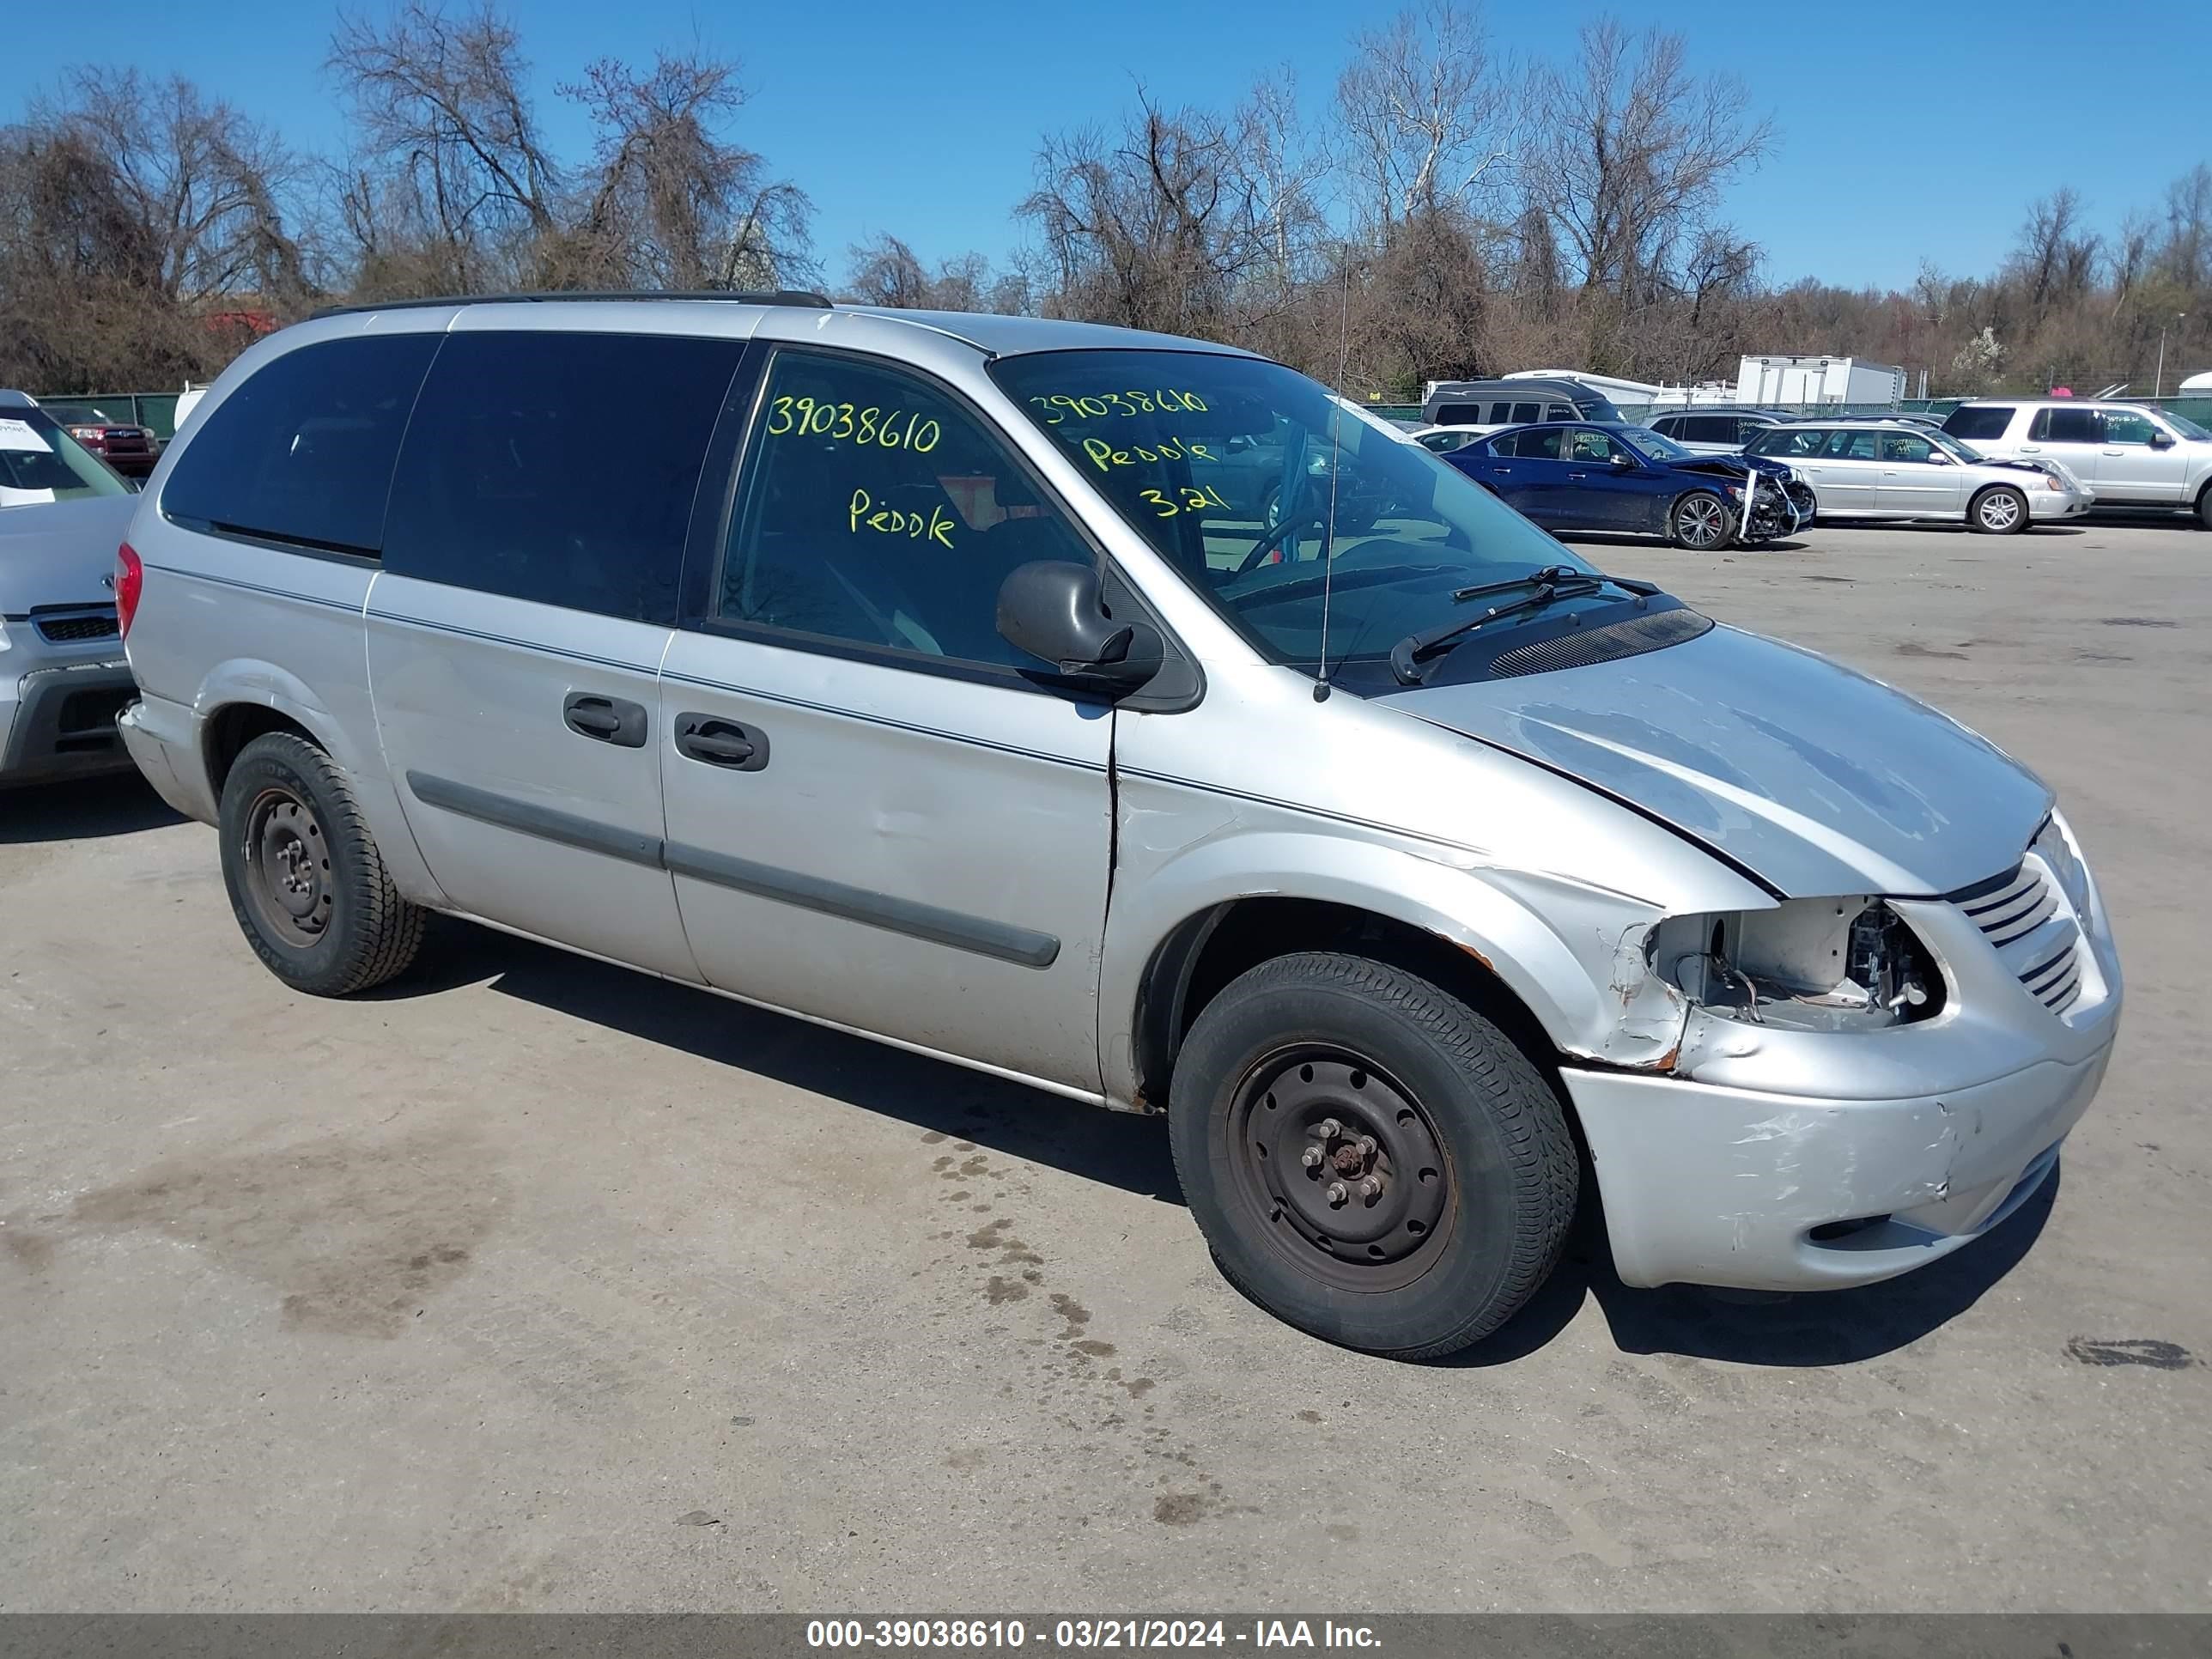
[115, 295, 2122, 1358]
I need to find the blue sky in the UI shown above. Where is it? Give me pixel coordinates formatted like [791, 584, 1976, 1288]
[5, 0, 2205, 293]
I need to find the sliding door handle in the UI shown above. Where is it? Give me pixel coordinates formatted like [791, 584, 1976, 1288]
[674, 714, 770, 771]
[563, 692, 647, 748]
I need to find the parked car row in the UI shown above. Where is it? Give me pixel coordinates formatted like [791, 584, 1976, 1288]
[1443, 420, 1814, 549]
[1942, 399, 2212, 526]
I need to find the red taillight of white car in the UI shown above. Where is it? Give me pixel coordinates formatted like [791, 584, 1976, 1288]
[115, 542, 144, 637]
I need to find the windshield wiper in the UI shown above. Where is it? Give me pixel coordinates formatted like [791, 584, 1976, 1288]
[1388, 569, 1659, 685]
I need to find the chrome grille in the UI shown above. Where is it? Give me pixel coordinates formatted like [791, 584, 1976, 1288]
[1959, 864, 2057, 947]
[2019, 940, 2083, 1015]
[1952, 858, 2086, 1014]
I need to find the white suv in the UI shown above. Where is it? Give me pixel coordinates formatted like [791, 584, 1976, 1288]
[1942, 399, 2212, 526]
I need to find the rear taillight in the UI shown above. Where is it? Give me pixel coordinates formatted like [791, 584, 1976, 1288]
[115, 542, 143, 638]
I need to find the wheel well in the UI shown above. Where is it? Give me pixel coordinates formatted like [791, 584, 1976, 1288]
[1133, 898, 1559, 1110]
[204, 705, 318, 798]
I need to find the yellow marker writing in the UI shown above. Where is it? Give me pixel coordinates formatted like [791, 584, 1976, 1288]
[849, 488, 957, 549]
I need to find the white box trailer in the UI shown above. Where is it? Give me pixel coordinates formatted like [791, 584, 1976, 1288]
[1736, 355, 1906, 407]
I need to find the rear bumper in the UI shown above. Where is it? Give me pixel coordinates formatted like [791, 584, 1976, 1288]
[117, 690, 217, 823]
[1, 659, 139, 784]
[1563, 1038, 2112, 1291]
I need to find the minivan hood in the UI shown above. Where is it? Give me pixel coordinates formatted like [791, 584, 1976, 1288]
[1393, 623, 2051, 897]
[0, 495, 134, 614]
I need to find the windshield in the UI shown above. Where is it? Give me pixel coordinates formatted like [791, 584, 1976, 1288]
[1620, 426, 1693, 462]
[0, 409, 132, 503]
[991, 350, 1593, 678]
[2164, 410, 2210, 441]
[1928, 429, 1984, 462]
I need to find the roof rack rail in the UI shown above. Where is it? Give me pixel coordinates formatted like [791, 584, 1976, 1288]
[309, 289, 834, 320]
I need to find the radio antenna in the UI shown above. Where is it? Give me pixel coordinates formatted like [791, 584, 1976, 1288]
[1314, 260, 1352, 702]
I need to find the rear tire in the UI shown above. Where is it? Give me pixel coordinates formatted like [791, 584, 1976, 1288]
[1969, 484, 2028, 534]
[218, 732, 425, 997]
[1169, 952, 1577, 1359]
[1668, 490, 1733, 550]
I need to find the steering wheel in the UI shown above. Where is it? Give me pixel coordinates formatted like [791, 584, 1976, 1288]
[1231, 506, 1328, 575]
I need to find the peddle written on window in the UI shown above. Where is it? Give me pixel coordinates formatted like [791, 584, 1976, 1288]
[720, 352, 1091, 671]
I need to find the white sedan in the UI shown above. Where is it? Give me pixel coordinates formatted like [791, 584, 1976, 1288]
[1743, 420, 2092, 533]
[1407, 422, 1496, 454]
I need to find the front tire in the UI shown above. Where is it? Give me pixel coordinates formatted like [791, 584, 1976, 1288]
[1668, 490, 1733, 550]
[2196, 482, 2211, 531]
[218, 732, 426, 996]
[1169, 953, 1578, 1358]
[1970, 484, 2028, 534]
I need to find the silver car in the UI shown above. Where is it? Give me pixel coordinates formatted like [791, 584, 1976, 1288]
[2, 394, 141, 785]
[1745, 419, 2093, 532]
[115, 296, 2122, 1358]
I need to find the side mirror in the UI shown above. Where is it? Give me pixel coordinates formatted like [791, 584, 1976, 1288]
[996, 562, 1163, 696]
[1608, 451, 1636, 468]
[2148, 430, 2175, 449]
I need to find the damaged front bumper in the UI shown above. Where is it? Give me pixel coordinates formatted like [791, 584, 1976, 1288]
[1565, 1042, 2108, 1290]
[1553, 830, 2122, 1291]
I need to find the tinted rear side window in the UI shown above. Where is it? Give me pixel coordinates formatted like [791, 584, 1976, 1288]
[1942, 405, 2014, 441]
[162, 334, 440, 554]
[382, 331, 744, 623]
[1432, 403, 1481, 424]
[2029, 407, 2102, 444]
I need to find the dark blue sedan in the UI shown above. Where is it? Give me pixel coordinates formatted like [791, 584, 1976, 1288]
[1443, 422, 1813, 550]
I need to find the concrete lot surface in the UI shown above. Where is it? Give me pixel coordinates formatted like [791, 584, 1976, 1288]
[3, 515, 2208, 1612]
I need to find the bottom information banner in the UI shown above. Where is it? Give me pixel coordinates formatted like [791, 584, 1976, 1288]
[1, 1616, 2207, 1659]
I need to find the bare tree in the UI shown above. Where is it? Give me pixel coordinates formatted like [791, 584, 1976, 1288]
[1519, 21, 1773, 306]
[2155, 163, 2210, 292]
[0, 69, 309, 388]
[555, 51, 811, 290]
[842, 235, 1006, 311]
[1335, 2, 1507, 234]
[328, 0, 562, 289]
[2009, 188, 2100, 322]
[1019, 94, 1267, 335]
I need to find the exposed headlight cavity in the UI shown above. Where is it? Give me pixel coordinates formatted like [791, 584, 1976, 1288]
[1650, 896, 1943, 1031]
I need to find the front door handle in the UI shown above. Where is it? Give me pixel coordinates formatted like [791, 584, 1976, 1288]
[563, 692, 647, 747]
[674, 713, 770, 771]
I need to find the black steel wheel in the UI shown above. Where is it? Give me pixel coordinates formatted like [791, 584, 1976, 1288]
[1170, 952, 1578, 1358]
[218, 731, 426, 996]
[1225, 1047, 1454, 1292]
[239, 784, 333, 949]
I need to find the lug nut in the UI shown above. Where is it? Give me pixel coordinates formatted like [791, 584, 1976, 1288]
[1316, 1118, 1342, 1140]
[1356, 1135, 1376, 1158]
[1300, 1146, 1324, 1169]
[1358, 1176, 1382, 1200]
[1325, 1181, 1348, 1207]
